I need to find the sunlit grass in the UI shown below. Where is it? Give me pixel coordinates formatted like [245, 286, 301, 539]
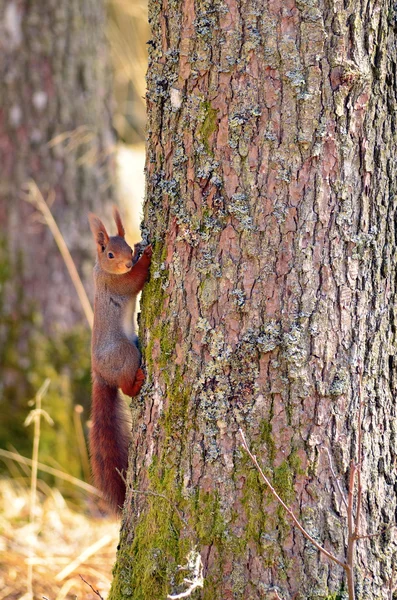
[0, 377, 119, 600]
[0, 477, 119, 600]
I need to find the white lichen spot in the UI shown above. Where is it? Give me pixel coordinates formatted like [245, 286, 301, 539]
[170, 87, 182, 110]
[196, 317, 211, 333]
[33, 91, 48, 111]
[307, 434, 322, 447]
[167, 549, 204, 599]
[5, 2, 22, 50]
[152, 383, 164, 415]
[9, 105, 22, 127]
[253, 394, 266, 412]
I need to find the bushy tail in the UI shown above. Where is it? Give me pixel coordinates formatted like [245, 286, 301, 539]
[90, 374, 130, 513]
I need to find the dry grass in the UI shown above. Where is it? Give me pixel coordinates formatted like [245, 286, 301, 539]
[108, 0, 149, 143]
[0, 382, 119, 600]
[0, 478, 119, 600]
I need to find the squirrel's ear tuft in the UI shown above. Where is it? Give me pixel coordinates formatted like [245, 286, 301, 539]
[113, 206, 125, 238]
[88, 213, 109, 249]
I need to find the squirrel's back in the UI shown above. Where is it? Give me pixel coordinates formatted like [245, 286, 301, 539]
[88, 207, 152, 514]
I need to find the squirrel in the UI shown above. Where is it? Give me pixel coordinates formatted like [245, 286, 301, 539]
[88, 207, 152, 513]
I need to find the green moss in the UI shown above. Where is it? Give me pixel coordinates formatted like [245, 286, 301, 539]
[159, 325, 175, 369]
[198, 101, 218, 151]
[162, 367, 190, 443]
[140, 241, 170, 377]
[241, 467, 268, 549]
[111, 466, 188, 600]
[146, 320, 176, 377]
[238, 438, 305, 553]
[111, 361, 194, 596]
[111, 366, 201, 600]
[288, 449, 304, 477]
[273, 460, 295, 534]
[193, 489, 226, 544]
[273, 457, 301, 502]
[321, 590, 345, 600]
[260, 420, 276, 463]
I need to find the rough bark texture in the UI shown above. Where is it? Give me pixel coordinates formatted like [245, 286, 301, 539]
[0, 0, 115, 330]
[111, 0, 397, 598]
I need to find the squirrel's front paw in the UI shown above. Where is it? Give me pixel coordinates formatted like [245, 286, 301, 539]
[143, 245, 153, 260]
[132, 242, 143, 264]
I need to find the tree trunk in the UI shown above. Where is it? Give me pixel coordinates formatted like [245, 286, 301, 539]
[0, 0, 115, 330]
[0, 0, 115, 472]
[111, 0, 397, 598]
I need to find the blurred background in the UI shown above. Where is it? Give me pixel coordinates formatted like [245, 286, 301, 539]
[0, 0, 149, 597]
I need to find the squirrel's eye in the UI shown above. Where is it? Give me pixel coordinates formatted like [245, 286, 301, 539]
[108, 252, 114, 259]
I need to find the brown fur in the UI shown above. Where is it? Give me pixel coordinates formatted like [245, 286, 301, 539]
[88, 208, 152, 513]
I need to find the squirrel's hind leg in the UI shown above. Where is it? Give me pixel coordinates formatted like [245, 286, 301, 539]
[120, 368, 145, 397]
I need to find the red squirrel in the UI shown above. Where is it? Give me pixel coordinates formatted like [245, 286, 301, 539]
[88, 207, 152, 513]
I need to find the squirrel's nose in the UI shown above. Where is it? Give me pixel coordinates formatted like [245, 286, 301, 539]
[125, 261, 132, 269]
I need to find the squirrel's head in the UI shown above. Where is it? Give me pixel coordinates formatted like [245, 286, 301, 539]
[88, 207, 134, 275]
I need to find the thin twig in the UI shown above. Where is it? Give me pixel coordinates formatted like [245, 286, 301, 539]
[129, 487, 188, 526]
[346, 462, 356, 600]
[357, 524, 396, 540]
[55, 535, 114, 581]
[239, 429, 347, 570]
[389, 562, 396, 600]
[321, 445, 348, 509]
[24, 180, 93, 329]
[354, 364, 363, 540]
[79, 575, 105, 600]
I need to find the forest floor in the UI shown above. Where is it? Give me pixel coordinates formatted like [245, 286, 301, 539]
[0, 479, 118, 600]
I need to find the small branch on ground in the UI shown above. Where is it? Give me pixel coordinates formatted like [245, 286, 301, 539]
[79, 575, 105, 600]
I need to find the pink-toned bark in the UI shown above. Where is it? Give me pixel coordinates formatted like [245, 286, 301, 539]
[112, 1, 397, 599]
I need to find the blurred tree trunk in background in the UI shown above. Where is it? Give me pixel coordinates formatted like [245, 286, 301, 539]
[0, 0, 115, 330]
[111, 0, 397, 598]
[0, 0, 115, 473]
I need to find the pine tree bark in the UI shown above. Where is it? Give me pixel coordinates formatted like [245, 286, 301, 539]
[111, 0, 397, 598]
[0, 0, 115, 329]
